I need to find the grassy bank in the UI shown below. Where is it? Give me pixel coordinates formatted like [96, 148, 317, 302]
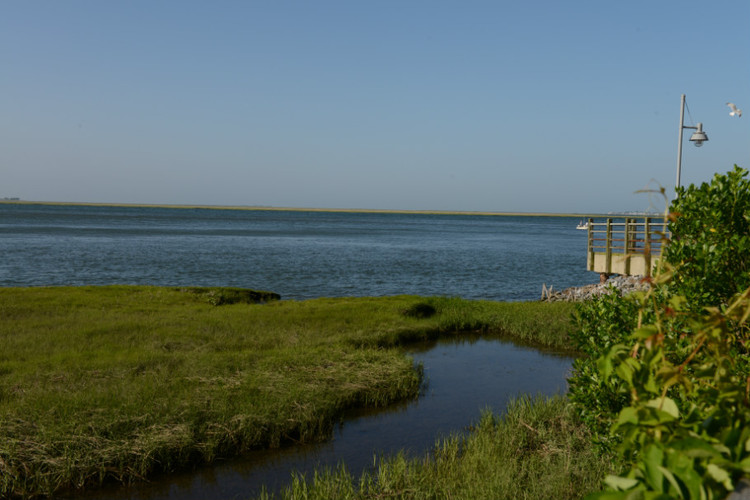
[268, 396, 611, 500]
[0, 286, 576, 498]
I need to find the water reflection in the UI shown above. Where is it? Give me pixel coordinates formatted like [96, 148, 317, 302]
[79, 336, 573, 500]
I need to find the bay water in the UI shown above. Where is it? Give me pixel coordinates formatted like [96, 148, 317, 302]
[0, 203, 596, 298]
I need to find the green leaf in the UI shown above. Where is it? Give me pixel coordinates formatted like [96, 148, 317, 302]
[644, 373, 660, 395]
[642, 445, 665, 490]
[706, 463, 733, 491]
[665, 451, 704, 500]
[604, 475, 640, 491]
[645, 397, 680, 419]
[584, 492, 633, 500]
[616, 360, 635, 386]
[670, 437, 722, 459]
[633, 325, 659, 340]
[616, 407, 639, 426]
[598, 353, 614, 379]
[656, 466, 685, 498]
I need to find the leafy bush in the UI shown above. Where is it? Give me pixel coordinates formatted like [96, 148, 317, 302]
[664, 165, 750, 307]
[586, 285, 750, 499]
[569, 166, 750, 443]
[568, 166, 750, 497]
[568, 285, 699, 446]
[568, 288, 640, 442]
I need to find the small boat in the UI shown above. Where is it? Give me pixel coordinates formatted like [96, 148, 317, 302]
[576, 220, 589, 230]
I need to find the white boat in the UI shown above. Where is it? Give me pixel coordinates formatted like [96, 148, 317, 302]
[576, 220, 589, 230]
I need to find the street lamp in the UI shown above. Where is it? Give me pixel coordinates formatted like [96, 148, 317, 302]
[676, 93, 708, 191]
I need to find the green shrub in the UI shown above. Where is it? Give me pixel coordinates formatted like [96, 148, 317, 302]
[569, 167, 750, 444]
[664, 165, 750, 307]
[568, 289, 640, 443]
[586, 285, 750, 499]
[568, 166, 750, 498]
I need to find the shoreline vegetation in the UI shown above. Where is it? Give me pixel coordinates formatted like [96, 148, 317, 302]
[0, 199, 629, 218]
[0, 286, 604, 499]
[263, 395, 608, 500]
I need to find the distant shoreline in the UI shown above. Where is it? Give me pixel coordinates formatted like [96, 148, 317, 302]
[0, 200, 630, 218]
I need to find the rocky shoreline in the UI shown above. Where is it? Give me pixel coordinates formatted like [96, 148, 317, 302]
[542, 275, 650, 302]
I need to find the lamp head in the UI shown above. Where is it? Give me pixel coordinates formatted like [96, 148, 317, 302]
[690, 123, 708, 147]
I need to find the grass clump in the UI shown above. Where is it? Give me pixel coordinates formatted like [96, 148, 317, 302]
[400, 302, 437, 319]
[0, 286, 576, 498]
[266, 396, 612, 500]
[429, 297, 576, 349]
[177, 286, 281, 305]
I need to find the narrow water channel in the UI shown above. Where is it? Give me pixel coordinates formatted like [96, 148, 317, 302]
[81, 336, 574, 500]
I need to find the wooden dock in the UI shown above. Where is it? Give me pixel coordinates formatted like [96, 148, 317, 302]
[585, 217, 667, 277]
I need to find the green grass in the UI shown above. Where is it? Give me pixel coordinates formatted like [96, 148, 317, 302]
[268, 396, 613, 500]
[0, 286, 577, 498]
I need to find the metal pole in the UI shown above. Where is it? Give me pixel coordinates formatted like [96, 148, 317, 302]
[676, 94, 686, 192]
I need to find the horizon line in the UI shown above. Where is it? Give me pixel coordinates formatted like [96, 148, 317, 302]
[0, 200, 659, 218]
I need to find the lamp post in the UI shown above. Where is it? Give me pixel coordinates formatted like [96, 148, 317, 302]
[676, 93, 708, 192]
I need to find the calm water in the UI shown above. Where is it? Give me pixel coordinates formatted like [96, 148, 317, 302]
[0, 204, 596, 299]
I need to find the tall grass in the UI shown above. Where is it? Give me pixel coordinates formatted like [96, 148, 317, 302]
[0, 286, 576, 498]
[267, 396, 612, 500]
[427, 296, 576, 349]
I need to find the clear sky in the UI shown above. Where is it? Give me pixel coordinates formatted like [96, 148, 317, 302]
[2, 1, 749, 213]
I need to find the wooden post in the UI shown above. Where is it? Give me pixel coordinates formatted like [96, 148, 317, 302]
[624, 218, 632, 275]
[587, 218, 594, 271]
[644, 217, 652, 276]
[605, 218, 612, 274]
[624, 218, 630, 253]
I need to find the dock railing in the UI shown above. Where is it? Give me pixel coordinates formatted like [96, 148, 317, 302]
[586, 217, 668, 277]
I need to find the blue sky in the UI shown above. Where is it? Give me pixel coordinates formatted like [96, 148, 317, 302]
[2, 1, 749, 213]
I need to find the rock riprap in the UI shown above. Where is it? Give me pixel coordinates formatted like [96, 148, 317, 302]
[543, 275, 650, 302]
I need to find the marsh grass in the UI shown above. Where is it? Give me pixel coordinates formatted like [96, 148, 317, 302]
[0, 286, 575, 498]
[269, 396, 612, 500]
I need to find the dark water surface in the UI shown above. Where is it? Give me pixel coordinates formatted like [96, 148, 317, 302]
[0, 204, 596, 300]
[76, 337, 573, 500]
